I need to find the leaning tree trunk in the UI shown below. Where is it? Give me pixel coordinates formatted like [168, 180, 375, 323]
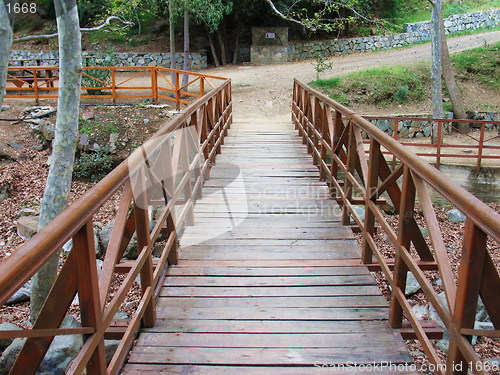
[207, 30, 220, 67]
[439, 16, 469, 131]
[30, 0, 82, 323]
[0, 1, 17, 109]
[430, 0, 443, 143]
[182, 6, 189, 86]
[232, 21, 241, 65]
[216, 29, 227, 65]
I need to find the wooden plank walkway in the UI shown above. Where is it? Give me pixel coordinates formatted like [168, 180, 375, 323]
[123, 118, 415, 374]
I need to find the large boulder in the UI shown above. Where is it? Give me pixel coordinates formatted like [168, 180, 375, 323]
[98, 222, 138, 259]
[5, 282, 30, 305]
[0, 323, 20, 349]
[447, 208, 466, 223]
[16, 216, 39, 241]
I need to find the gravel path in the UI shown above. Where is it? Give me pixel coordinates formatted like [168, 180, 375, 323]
[203, 30, 500, 118]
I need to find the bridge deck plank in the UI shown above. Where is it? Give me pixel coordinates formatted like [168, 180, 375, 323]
[123, 120, 413, 374]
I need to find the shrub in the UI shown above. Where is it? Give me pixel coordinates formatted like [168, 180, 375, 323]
[395, 85, 409, 103]
[73, 148, 117, 182]
[82, 49, 117, 95]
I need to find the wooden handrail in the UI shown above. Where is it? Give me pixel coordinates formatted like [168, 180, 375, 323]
[292, 79, 499, 375]
[0, 76, 232, 374]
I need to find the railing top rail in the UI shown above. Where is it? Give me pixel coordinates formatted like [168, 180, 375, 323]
[363, 115, 500, 125]
[7, 65, 228, 81]
[0, 78, 231, 305]
[295, 79, 500, 242]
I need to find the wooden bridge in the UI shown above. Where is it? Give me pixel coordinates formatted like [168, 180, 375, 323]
[0, 75, 499, 375]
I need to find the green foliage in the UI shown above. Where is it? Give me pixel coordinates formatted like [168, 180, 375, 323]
[451, 42, 500, 90]
[312, 52, 333, 80]
[78, 0, 109, 25]
[106, 0, 159, 35]
[73, 148, 117, 182]
[82, 49, 117, 95]
[79, 117, 118, 140]
[182, 0, 233, 32]
[395, 85, 409, 104]
[310, 65, 428, 106]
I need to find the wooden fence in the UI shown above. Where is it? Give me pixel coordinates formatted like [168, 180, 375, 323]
[292, 79, 500, 375]
[0, 78, 232, 374]
[5, 66, 227, 109]
[364, 116, 500, 171]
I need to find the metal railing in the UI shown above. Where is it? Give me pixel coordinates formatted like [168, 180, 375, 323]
[5, 65, 227, 109]
[364, 116, 500, 171]
[292, 79, 500, 375]
[0, 77, 232, 374]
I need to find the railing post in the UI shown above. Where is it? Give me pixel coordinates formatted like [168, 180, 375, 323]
[341, 121, 356, 226]
[32, 67, 40, 105]
[111, 67, 117, 104]
[446, 219, 487, 375]
[133, 169, 156, 328]
[151, 67, 158, 104]
[436, 120, 443, 170]
[200, 77, 205, 97]
[389, 166, 415, 328]
[362, 139, 381, 264]
[72, 221, 107, 374]
[175, 72, 181, 110]
[477, 123, 485, 173]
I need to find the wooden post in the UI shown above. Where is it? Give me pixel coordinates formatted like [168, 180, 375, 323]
[477, 123, 485, 173]
[362, 139, 381, 264]
[111, 68, 117, 104]
[436, 120, 443, 170]
[151, 67, 158, 104]
[133, 169, 156, 328]
[73, 221, 107, 374]
[446, 219, 487, 374]
[200, 77, 205, 97]
[342, 121, 356, 226]
[175, 72, 181, 110]
[32, 67, 40, 105]
[389, 166, 415, 328]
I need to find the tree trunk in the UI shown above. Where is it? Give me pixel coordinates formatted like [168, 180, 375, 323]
[207, 30, 220, 67]
[0, 1, 17, 109]
[169, 0, 176, 85]
[182, 5, 189, 86]
[216, 29, 227, 65]
[31, 0, 82, 323]
[439, 16, 469, 131]
[430, 0, 443, 143]
[232, 21, 241, 65]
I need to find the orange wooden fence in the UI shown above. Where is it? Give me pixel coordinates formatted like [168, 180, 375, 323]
[292, 79, 499, 375]
[5, 66, 227, 109]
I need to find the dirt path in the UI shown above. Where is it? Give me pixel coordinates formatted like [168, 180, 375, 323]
[203, 30, 500, 118]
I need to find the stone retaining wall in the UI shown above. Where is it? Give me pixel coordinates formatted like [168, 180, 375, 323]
[9, 50, 207, 70]
[289, 9, 499, 61]
[404, 9, 500, 33]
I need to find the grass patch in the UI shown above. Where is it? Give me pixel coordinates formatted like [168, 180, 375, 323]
[310, 65, 428, 106]
[451, 42, 500, 90]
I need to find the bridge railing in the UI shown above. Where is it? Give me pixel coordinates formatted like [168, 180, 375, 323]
[5, 65, 227, 109]
[0, 78, 232, 374]
[292, 79, 499, 375]
[363, 116, 500, 171]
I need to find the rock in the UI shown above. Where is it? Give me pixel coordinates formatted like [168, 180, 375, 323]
[405, 272, 421, 296]
[6, 282, 31, 305]
[114, 311, 129, 320]
[82, 111, 94, 120]
[0, 184, 10, 201]
[0, 140, 18, 160]
[143, 118, 150, 125]
[16, 215, 39, 240]
[447, 208, 466, 223]
[412, 305, 428, 320]
[476, 298, 489, 322]
[352, 206, 365, 222]
[1, 105, 11, 111]
[40, 120, 55, 141]
[36, 316, 83, 375]
[105, 340, 120, 365]
[0, 337, 26, 374]
[0, 322, 20, 348]
[472, 321, 494, 345]
[419, 226, 429, 237]
[18, 208, 40, 217]
[98, 222, 138, 259]
[7, 140, 22, 150]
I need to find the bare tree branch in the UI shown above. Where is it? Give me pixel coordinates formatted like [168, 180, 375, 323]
[13, 16, 133, 42]
[264, 0, 305, 26]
